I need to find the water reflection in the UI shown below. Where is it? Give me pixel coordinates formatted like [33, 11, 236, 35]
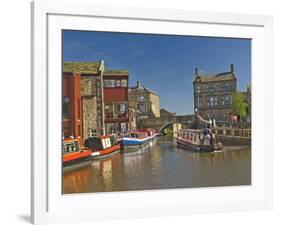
[63, 138, 251, 194]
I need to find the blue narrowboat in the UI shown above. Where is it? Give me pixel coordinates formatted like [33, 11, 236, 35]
[119, 131, 151, 152]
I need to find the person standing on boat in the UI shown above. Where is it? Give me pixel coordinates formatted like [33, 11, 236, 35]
[203, 124, 211, 145]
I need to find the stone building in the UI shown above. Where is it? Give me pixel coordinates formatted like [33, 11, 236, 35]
[63, 61, 105, 140]
[193, 64, 237, 122]
[129, 81, 160, 121]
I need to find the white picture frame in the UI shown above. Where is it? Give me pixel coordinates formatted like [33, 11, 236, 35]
[31, 1, 273, 224]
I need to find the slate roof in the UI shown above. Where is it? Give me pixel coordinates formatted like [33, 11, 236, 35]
[194, 72, 236, 83]
[103, 70, 128, 76]
[63, 61, 101, 74]
[129, 85, 158, 96]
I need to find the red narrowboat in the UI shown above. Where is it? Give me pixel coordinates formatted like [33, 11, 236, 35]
[63, 138, 92, 167]
[84, 134, 121, 158]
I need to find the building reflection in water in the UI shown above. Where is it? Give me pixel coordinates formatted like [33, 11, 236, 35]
[63, 138, 251, 194]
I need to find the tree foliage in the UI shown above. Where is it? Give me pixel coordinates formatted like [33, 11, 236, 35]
[232, 93, 248, 122]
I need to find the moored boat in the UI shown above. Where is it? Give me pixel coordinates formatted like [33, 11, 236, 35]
[176, 129, 223, 152]
[63, 138, 92, 170]
[119, 131, 151, 152]
[84, 134, 121, 159]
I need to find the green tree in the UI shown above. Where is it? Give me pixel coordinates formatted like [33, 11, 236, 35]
[232, 93, 248, 122]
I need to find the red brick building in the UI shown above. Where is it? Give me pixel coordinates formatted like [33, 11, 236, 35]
[103, 70, 129, 134]
[62, 72, 83, 142]
[63, 61, 105, 140]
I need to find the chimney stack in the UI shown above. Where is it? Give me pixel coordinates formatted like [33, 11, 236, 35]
[137, 80, 141, 88]
[230, 64, 234, 73]
[195, 67, 199, 76]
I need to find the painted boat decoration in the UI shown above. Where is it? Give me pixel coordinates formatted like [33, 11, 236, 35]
[176, 129, 223, 152]
[63, 138, 92, 169]
[84, 134, 121, 158]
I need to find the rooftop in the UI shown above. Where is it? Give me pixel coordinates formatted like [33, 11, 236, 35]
[103, 70, 129, 76]
[129, 82, 158, 96]
[63, 61, 101, 74]
[194, 72, 236, 83]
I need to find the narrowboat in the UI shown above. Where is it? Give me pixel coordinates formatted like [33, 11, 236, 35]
[176, 129, 223, 152]
[84, 134, 121, 158]
[119, 131, 151, 152]
[63, 139, 92, 170]
[136, 128, 157, 144]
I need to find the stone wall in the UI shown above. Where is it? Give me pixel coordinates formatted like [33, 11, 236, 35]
[81, 76, 101, 139]
[82, 96, 98, 139]
[81, 76, 97, 96]
[149, 93, 160, 117]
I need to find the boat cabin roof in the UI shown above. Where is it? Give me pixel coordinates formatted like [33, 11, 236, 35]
[63, 138, 79, 143]
[128, 131, 147, 134]
[179, 129, 203, 134]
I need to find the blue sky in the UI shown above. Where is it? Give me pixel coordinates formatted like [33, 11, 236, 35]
[63, 30, 251, 115]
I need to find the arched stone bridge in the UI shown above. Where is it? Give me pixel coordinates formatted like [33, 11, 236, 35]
[138, 115, 194, 134]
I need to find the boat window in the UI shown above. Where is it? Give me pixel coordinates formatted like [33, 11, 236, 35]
[105, 138, 111, 148]
[84, 138, 102, 149]
[63, 142, 78, 154]
[194, 135, 197, 142]
[109, 135, 116, 145]
[101, 139, 107, 149]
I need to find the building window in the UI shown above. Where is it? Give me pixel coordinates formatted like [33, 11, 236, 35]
[222, 96, 231, 105]
[137, 96, 145, 102]
[120, 123, 127, 133]
[115, 80, 121, 87]
[206, 84, 216, 93]
[209, 84, 216, 92]
[63, 97, 70, 119]
[121, 79, 127, 87]
[196, 85, 201, 93]
[224, 82, 232, 92]
[137, 103, 146, 113]
[208, 96, 217, 107]
[119, 103, 127, 112]
[104, 79, 115, 87]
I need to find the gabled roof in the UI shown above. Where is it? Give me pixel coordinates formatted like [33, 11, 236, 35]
[63, 61, 101, 74]
[129, 85, 158, 96]
[194, 72, 236, 83]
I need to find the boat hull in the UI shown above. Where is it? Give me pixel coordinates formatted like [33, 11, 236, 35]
[91, 144, 121, 159]
[176, 138, 215, 152]
[119, 137, 150, 153]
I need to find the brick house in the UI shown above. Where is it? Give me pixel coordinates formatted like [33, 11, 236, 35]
[63, 61, 105, 140]
[62, 72, 83, 142]
[193, 64, 237, 122]
[103, 70, 129, 134]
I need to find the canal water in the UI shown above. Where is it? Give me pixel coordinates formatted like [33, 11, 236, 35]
[63, 136, 251, 194]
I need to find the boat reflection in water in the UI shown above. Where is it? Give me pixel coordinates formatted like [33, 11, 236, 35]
[63, 136, 251, 194]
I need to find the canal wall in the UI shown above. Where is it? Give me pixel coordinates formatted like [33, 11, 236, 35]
[214, 128, 251, 146]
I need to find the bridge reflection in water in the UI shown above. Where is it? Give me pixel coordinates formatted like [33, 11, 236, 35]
[63, 136, 251, 194]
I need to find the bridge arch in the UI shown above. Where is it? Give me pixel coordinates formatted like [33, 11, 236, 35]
[159, 122, 191, 135]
